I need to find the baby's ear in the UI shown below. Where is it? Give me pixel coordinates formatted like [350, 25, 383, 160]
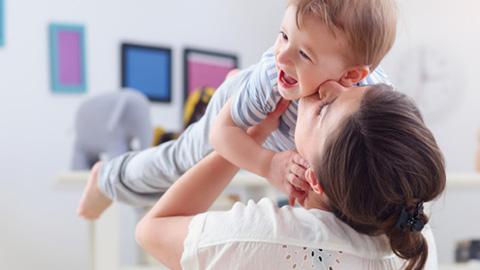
[339, 66, 370, 87]
[305, 168, 323, 194]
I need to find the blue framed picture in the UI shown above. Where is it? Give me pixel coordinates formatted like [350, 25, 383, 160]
[0, 0, 5, 47]
[49, 23, 87, 93]
[121, 43, 172, 102]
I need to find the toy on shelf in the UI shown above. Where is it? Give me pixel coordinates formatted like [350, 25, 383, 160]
[152, 86, 214, 146]
[152, 127, 178, 146]
[456, 239, 480, 262]
[183, 86, 214, 127]
[71, 89, 153, 170]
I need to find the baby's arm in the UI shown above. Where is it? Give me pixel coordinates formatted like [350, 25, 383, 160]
[210, 98, 275, 177]
[210, 98, 310, 201]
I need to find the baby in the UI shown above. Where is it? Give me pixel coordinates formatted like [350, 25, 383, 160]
[78, 0, 397, 219]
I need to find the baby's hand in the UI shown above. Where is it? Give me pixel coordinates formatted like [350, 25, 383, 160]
[267, 151, 310, 205]
[247, 99, 290, 144]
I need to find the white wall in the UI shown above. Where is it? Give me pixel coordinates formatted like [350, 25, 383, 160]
[0, 1, 285, 269]
[1, 0, 479, 269]
[380, 0, 480, 263]
[382, 0, 480, 172]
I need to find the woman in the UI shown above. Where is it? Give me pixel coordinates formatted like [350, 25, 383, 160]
[136, 82, 446, 270]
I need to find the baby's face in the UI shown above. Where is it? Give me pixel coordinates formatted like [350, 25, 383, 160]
[274, 6, 349, 100]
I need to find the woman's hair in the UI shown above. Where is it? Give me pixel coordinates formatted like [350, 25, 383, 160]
[314, 84, 446, 270]
[288, 0, 397, 70]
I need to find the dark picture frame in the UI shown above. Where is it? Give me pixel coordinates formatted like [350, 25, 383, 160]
[183, 48, 238, 102]
[121, 43, 172, 102]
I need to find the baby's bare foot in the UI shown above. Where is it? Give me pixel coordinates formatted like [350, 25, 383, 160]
[77, 162, 112, 220]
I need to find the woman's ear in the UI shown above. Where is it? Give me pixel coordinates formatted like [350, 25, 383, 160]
[339, 66, 370, 87]
[305, 168, 323, 194]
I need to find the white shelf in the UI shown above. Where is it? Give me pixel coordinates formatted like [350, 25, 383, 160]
[440, 262, 480, 270]
[56, 170, 269, 188]
[446, 173, 480, 188]
[58, 171, 480, 188]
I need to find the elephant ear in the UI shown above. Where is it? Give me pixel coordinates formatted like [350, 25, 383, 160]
[107, 93, 128, 132]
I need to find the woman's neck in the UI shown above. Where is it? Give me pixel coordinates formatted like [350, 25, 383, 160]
[302, 191, 331, 211]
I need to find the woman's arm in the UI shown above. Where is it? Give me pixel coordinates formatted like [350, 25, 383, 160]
[136, 152, 238, 269]
[135, 99, 289, 270]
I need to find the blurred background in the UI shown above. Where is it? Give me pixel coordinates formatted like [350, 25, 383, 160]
[0, 0, 479, 269]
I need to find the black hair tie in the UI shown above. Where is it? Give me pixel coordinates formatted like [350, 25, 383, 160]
[394, 202, 425, 232]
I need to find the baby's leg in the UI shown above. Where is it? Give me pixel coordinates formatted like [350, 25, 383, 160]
[77, 138, 133, 219]
[77, 162, 112, 219]
[78, 68, 248, 219]
[101, 80, 235, 206]
[76, 127, 210, 220]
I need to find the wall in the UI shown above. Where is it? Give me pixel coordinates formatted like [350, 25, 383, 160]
[0, 1, 285, 269]
[382, 0, 480, 171]
[381, 0, 480, 263]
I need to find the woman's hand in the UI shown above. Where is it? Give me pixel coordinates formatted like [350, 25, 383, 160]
[247, 99, 310, 205]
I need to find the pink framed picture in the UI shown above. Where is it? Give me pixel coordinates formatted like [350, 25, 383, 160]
[49, 23, 87, 93]
[183, 48, 238, 102]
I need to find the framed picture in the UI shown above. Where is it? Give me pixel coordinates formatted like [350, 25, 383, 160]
[49, 23, 87, 93]
[183, 48, 238, 102]
[121, 43, 172, 102]
[0, 0, 4, 47]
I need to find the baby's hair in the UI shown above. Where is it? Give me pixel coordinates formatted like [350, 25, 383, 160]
[288, 0, 397, 69]
[315, 85, 446, 270]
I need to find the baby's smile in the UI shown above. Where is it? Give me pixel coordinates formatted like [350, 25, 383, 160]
[278, 69, 298, 89]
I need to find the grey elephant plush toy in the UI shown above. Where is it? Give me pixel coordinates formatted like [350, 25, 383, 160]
[71, 89, 153, 170]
